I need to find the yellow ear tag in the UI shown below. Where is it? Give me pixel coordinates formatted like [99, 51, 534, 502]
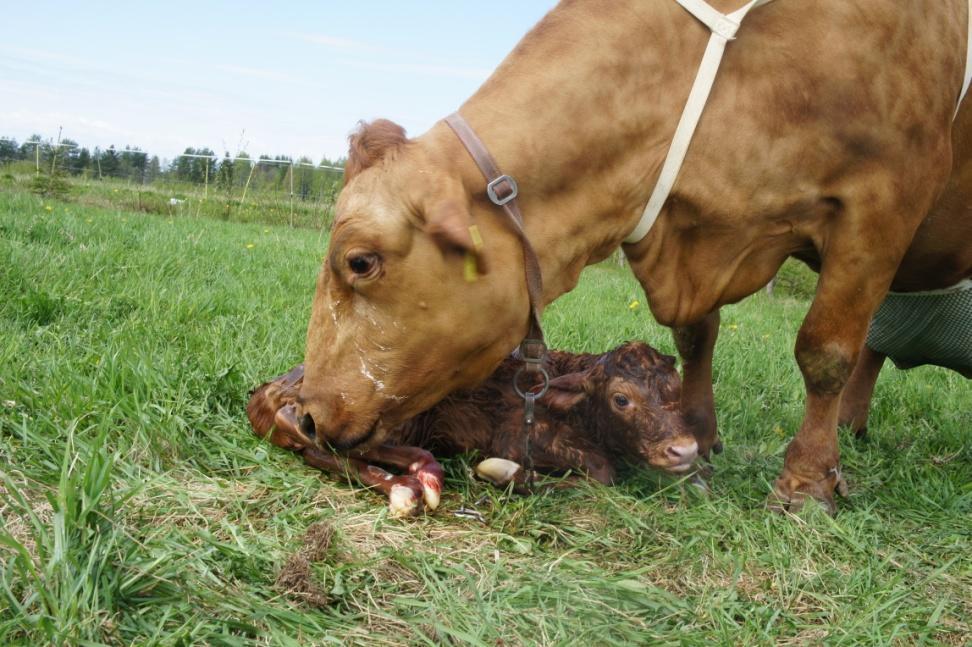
[464, 253, 479, 282]
[468, 224, 484, 250]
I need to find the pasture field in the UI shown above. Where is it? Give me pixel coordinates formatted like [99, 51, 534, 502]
[0, 186, 969, 646]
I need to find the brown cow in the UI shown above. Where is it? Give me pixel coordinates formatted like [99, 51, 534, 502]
[296, 0, 972, 514]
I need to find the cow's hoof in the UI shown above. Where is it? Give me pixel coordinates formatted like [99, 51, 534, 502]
[767, 467, 848, 516]
[694, 461, 714, 480]
[688, 472, 711, 495]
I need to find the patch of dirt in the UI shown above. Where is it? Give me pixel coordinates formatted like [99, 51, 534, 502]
[0, 481, 53, 566]
[275, 521, 336, 609]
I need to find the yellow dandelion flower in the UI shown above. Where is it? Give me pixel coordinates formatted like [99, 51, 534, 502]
[263, 229, 270, 233]
[246, 243, 255, 249]
[628, 299, 640, 310]
[728, 323, 739, 331]
[773, 425, 785, 438]
[85, 218, 93, 223]
[44, 205, 52, 212]
[113, 189, 118, 193]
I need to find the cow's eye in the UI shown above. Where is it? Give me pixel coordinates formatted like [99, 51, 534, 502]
[613, 394, 630, 408]
[347, 252, 380, 279]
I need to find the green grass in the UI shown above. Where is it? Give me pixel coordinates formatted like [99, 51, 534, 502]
[2, 171, 337, 231]
[0, 187, 969, 646]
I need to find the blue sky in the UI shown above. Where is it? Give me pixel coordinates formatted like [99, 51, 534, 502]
[1, 1, 557, 163]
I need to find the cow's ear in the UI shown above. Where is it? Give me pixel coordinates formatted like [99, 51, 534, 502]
[344, 119, 408, 185]
[541, 365, 601, 412]
[425, 197, 490, 278]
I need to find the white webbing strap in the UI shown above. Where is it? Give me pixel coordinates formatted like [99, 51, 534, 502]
[956, 0, 972, 119]
[625, 0, 776, 244]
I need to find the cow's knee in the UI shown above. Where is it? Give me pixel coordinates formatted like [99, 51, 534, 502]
[795, 333, 856, 396]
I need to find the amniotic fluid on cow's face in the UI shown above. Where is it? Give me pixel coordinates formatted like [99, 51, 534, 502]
[298, 150, 533, 451]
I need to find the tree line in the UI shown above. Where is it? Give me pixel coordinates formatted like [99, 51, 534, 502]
[0, 135, 345, 200]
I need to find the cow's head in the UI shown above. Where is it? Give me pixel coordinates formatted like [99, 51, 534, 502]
[299, 119, 532, 451]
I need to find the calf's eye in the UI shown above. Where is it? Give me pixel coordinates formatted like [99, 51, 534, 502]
[613, 394, 630, 408]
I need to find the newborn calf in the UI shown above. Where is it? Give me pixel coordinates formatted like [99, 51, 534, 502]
[247, 341, 698, 516]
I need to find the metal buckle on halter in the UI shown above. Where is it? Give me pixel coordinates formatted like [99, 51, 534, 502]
[518, 338, 546, 365]
[486, 174, 518, 206]
[513, 337, 549, 402]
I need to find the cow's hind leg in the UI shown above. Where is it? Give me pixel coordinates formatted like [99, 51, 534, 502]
[837, 345, 886, 438]
[672, 310, 722, 458]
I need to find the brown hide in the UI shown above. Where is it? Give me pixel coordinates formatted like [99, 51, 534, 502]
[299, 0, 972, 511]
[395, 342, 696, 480]
[249, 342, 698, 489]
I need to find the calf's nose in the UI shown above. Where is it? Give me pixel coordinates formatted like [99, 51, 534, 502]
[665, 439, 699, 463]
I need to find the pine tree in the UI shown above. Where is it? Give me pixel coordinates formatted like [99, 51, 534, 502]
[216, 152, 234, 190]
[99, 147, 120, 178]
[0, 138, 18, 165]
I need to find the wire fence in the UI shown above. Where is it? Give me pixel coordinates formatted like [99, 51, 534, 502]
[0, 133, 347, 229]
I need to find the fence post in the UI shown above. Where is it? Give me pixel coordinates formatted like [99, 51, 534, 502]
[289, 161, 295, 227]
[240, 160, 257, 207]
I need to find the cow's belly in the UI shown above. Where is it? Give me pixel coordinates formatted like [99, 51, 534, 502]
[867, 280, 972, 377]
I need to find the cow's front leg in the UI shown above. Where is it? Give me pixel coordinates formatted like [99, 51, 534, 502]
[771, 262, 897, 514]
[672, 310, 721, 458]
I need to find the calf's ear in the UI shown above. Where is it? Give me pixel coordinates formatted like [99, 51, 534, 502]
[540, 366, 600, 412]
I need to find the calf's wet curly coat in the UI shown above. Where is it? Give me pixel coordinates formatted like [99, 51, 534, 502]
[247, 342, 699, 516]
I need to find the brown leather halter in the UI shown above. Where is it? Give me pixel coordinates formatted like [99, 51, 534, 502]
[444, 112, 548, 482]
[444, 112, 547, 367]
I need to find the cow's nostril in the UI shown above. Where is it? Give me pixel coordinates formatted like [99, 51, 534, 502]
[300, 413, 317, 439]
[666, 440, 699, 462]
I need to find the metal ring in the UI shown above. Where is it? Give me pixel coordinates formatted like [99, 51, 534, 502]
[513, 366, 550, 400]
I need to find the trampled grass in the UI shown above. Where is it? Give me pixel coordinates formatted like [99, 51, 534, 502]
[0, 187, 969, 645]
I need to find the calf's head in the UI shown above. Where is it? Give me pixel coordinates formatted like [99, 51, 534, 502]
[542, 342, 699, 473]
[299, 119, 533, 450]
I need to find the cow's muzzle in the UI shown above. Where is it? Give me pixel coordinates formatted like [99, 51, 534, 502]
[303, 411, 378, 452]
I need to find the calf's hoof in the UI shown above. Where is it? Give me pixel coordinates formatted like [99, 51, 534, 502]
[767, 466, 848, 516]
[405, 450, 444, 512]
[388, 483, 423, 518]
[475, 458, 522, 487]
[711, 439, 723, 455]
